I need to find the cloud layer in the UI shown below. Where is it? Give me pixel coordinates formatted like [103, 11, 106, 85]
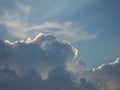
[0, 33, 120, 90]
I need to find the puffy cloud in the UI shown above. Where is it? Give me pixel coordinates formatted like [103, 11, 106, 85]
[83, 58, 120, 90]
[65, 57, 120, 90]
[0, 33, 78, 80]
[0, 33, 97, 90]
[0, 33, 120, 90]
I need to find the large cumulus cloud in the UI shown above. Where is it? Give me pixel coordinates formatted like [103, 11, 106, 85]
[0, 33, 78, 80]
[0, 33, 96, 90]
[0, 33, 120, 90]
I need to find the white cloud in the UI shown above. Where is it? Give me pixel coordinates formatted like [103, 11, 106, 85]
[27, 22, 99, 42]
[0, 1, 99, 42]
[0, 10, 99, 41]
[0, 10, 29, 38]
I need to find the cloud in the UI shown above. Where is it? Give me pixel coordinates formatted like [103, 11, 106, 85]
[81, 58, 120, 90]
[0, 2, 99, 41]
[66, 57, 120, 90]
[27, 22, 99, 42]
[0, 11, 98, 41]
[0, 33, 78, 80]
[0, 33, 97, 90]
[0, 33, 120, 90]
[0, 0, 99, 42]
[0, 3, 31, 39]
[90, 58, 120, 90]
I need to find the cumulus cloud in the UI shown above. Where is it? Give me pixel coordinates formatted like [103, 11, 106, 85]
[81, 58, 120, 90]
[0, 33, 120, 90]
[66, 57, 120, 90]
[0, 33, 78, 80]
[0, 33, 96, 90]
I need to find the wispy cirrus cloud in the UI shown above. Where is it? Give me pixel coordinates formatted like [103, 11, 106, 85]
[0, 1, 99, 41]
[0, 3, 31, 39]
[27, 22, 99, 42]
[0, 11, 99, 42]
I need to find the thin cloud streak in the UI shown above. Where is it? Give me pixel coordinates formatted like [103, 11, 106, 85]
[27, 22, 99, 42]
[0, 2, 99, 41]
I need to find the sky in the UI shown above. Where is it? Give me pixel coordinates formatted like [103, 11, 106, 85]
[0, 0, 120, 90]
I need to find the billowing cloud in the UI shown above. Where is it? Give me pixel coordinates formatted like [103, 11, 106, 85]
[0, 33, 78, 80]
[0, 33, 120, 90]
[66, 57, 120, 90]
[80, 58, 120, 90]
[0, 33, 96, 90]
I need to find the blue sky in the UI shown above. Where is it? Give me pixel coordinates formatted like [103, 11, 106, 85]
[0, 0, 120, 90]
[0, 0, 120, 68]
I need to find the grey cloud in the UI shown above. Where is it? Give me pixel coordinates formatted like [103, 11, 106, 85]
[0, 65, 95, 90]
[84, 58, 120, 90]
[66, 57, 120, 90]
[0, 33, 97, 90]
[0, 33, 78, 80]
[0, 33, 120, 90]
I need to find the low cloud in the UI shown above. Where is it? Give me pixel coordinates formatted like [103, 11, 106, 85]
[0, 33, 95, 90]
[0, 33, 120, 90]
[0, 33, 78, 80]
[83, 58, 120, 90]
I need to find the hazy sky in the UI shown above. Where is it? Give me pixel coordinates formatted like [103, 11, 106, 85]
[0, 0, 120, 90]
